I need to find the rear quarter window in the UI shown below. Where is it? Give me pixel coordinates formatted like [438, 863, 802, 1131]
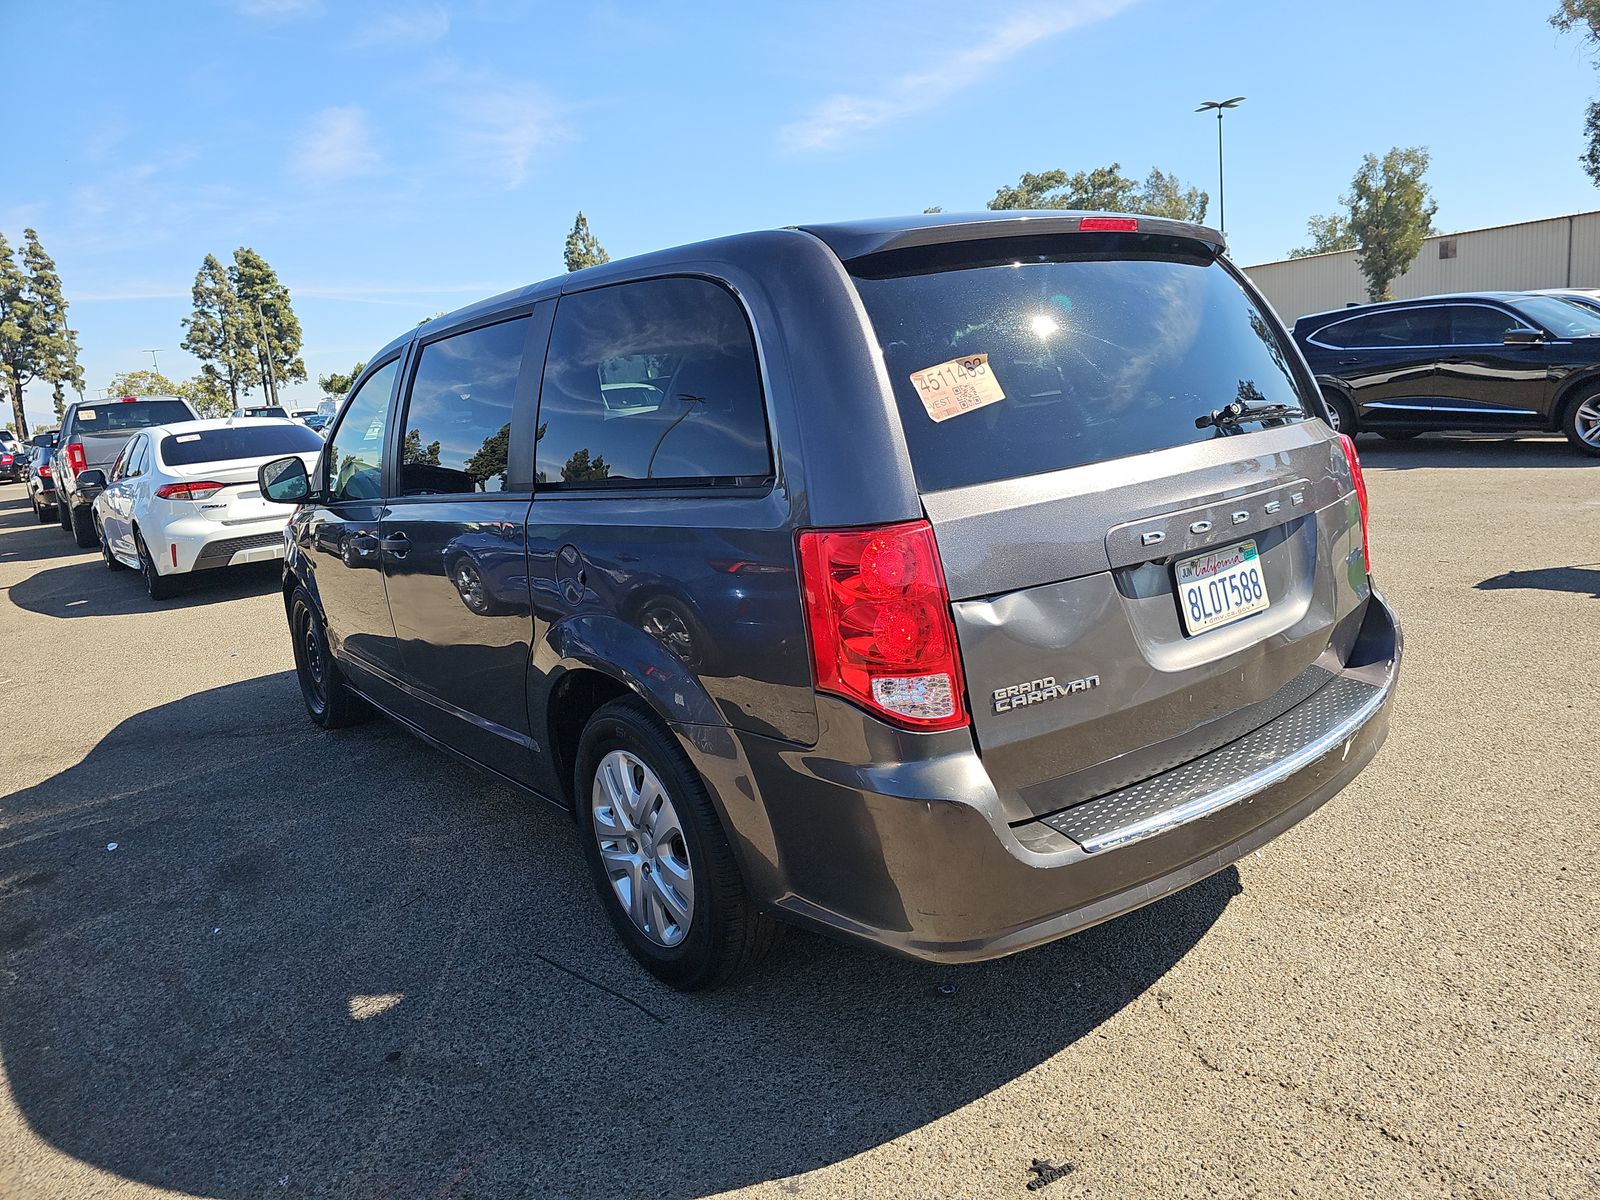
[849, 234, 1313, 492]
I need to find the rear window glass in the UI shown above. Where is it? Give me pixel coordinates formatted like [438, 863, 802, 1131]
[74, 401, 193, 432]
[849, 235, 1312, 492]
[160, 424, 324, 466]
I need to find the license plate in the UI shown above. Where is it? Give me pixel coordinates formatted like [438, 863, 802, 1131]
[1174, 539, 1270, 635]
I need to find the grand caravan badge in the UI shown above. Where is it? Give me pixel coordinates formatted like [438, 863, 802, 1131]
[993, 674, 1100, 714]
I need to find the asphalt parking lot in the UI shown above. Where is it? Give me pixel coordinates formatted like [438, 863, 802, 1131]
[0, 436, 1596, 1200]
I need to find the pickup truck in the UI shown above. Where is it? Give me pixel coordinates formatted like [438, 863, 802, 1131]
[54, 396, 197, 546]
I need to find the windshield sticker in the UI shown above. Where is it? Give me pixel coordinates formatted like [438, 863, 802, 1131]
[909, 353, 1005, 423]
[175, 433, 202, 442]
[78, 409, 98, 420]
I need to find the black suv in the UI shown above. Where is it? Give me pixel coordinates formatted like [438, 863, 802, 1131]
[258, 212, 1401, 989]
[1292, 292, 1600, 455]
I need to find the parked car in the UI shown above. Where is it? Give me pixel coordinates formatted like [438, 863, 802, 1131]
[256, 211, 1401, 989]
[0, 444, 21, 483]
[53, 396, 199, 547]
[25, 443, 57, 521]
[85, 417, 325, 599]
[1527, 287, 1600, 315]
[234, 405, 293, 420]
[0, 429, 20, 455]
[1292, 292, 1600, 455]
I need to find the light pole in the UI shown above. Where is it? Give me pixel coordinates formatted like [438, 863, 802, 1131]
[142, 348, 163, 375]
[1195, 96, 1245, 234]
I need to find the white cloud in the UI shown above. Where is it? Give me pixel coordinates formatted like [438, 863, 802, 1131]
[779, 0, 1136, 153]
[292, 106, 382, 185]
[349, 5, 449, 50]
[429, 65, 569, 190]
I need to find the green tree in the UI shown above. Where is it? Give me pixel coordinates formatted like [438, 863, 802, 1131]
[181, 253, 258, 407]
[318, 361, 366, 399]
[464, 422, 511, 490]
[563, 211, 610, 272]
[1346, 147, 1438, 301]
[0, 229, 84, 438]
[230, 247, 306, 406]
[401, 428, 441, 465]
[561, 447, 609, 482]
[1552, 2, 1600, 184]
[1288, 213, 1359, 258]
[105, 368, 231, 418]
[988, 164, 1208, 222]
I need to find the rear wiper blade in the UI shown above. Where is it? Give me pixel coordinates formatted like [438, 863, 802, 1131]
[1195, 400, 1302, 430]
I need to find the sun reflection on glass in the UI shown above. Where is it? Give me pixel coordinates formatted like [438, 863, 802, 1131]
[1030, 313, 1061, 338]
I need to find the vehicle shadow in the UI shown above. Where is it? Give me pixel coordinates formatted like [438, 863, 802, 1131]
[7, 558, 282, 617]
[0, 674, 1239, 1198]
[1353, 433, 1593, 470]
[1476, 564, 1600, 599]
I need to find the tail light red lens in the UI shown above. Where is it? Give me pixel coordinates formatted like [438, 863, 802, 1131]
[39, 464, 51, 477]
[66, 442, 87, 474]
[1337, 433, 1371, 573]
[155, 480, 225, 500]
[1078, 216, 1139, 232]
[797, 520, 969, 731]
[0, 455, 11, 465]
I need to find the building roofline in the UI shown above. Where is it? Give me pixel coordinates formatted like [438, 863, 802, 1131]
[1246, 209, 1600, 271]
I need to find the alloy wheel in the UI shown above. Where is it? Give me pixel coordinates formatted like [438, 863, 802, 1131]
[453, 560, 488, 613]
[591, 749, 696, 947]
[1576, 396, 1600, 447]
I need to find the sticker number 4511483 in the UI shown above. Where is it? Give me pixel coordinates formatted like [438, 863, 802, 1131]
[908, 353, 1006, 423]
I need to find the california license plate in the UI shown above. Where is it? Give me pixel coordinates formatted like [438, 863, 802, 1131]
[1175, 539, 1270, 635]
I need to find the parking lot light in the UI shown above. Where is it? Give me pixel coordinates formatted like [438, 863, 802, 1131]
[1195, 96, 1245, 234]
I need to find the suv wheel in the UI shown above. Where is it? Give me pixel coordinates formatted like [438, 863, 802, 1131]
[1562, 391, 1600, 457]
[69, 504, 99, 549]
[575, 697, 779, 989]
[134, 530, 179, 600]
[1322, 391, 1356, 435]
[289, 587, 368, 727]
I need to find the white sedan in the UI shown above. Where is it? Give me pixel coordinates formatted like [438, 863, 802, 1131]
[90, 417, 324, 599]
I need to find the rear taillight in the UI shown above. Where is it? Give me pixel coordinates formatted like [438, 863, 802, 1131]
[0, 455, 11, 465]
[797, 520, 969, 731]
[1337, 433, 1371, 573]
[66, 442, 87, 474]
[39, 464, 50, 477]
[155, 480, 225, 500]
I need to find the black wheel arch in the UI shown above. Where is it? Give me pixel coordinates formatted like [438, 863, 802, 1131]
[1551, 369, 1600, 431]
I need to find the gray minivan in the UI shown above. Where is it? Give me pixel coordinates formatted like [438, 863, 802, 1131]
[258, 212, 1402, 989]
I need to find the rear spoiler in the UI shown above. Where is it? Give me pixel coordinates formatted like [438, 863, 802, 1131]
[798, 211, 1227, 263]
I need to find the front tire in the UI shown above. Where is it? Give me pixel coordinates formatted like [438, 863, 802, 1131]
[134, 530, 179, 600]
[575, 698, 779, 990]
[288, 587, 368, 728]
[98, 520, 127, 570]
[1561, 391, 1600, 457]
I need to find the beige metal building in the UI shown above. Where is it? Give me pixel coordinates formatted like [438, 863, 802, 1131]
[1243, 210, 1600, 323]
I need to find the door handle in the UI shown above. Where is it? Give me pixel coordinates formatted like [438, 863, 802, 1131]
[379, 532, 410, 557]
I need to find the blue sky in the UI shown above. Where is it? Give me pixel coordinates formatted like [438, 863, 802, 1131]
[4, 0, 1599, 427]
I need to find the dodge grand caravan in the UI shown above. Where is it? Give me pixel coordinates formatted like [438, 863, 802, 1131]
[258, 212, 1402, 989]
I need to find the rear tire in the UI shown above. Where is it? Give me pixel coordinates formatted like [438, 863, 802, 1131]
[33, 496, 48, 523]
[57, 494, 73, 531]
[1322, 390, 1356, 435]
[575, 697, 780, 990]
[134, 530, 179, 600]
[1560, 391, 1600, 457]
[289, 587, 368, 728]
[70, 504, 98, 549]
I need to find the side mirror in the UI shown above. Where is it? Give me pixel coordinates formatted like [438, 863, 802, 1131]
[1503, 328, 1543, 347]
[260, 455, 313, 503]
[77, 468, 107, 492]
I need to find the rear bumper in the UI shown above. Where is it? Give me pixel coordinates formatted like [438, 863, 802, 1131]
[728, 590, 1401, 964]
[157, 518, 290, 575]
